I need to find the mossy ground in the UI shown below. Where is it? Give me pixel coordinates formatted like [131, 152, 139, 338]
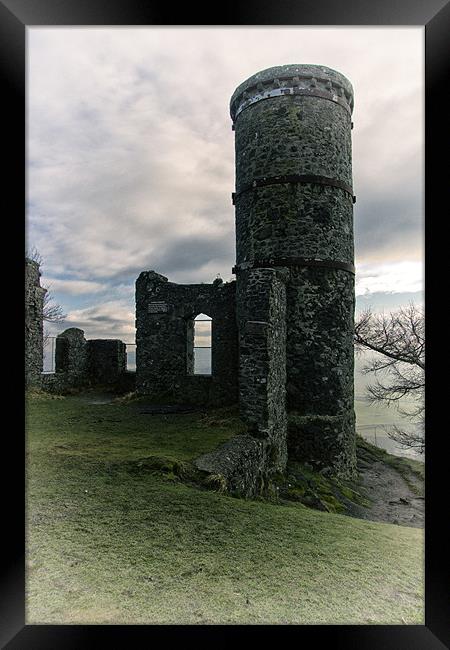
[276, 460, 370, 514]
[276, 436, 423, 514]
[26, 392, 424, 624]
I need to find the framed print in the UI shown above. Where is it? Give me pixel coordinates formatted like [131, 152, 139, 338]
[2, 0, 448, 647]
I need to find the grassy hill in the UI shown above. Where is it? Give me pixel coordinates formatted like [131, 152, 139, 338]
[26, 392, 424, 624]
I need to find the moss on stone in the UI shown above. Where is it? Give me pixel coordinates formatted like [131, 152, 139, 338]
[204, 473, 228, 493]
[276, 457, 369, 514]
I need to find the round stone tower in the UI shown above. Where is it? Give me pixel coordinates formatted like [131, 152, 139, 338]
[230, 64, 356, 477]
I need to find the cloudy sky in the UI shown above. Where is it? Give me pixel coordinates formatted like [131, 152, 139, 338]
[27, 27, 424, 342]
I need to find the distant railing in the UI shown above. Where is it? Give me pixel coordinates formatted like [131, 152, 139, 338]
[43, 337, 137, 372]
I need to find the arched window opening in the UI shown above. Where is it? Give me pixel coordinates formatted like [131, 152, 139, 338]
[193, 313, 212, 375]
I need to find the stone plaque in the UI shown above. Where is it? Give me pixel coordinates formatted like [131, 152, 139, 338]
[148, 301, 168, 314]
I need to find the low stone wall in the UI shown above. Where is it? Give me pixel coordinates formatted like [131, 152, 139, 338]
[54, 328, 89, 388]
[41, 372, 83, 394]
[42, 327, 131, 394]
[115, 370, 136, 394]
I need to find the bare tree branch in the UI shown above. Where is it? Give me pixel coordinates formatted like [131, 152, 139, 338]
[354, 302, 425, 454]
[42, 287, 66, 323]
[26, 246, 43, 266]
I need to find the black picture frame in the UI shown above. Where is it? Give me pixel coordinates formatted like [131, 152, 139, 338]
[2, 1, 448, 647]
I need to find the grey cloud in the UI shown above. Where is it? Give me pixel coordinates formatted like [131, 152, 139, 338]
[153, 234, 235, 274]
[28, 27, 423, 333]
[107, 231, 235, 285]
[354, 190, 423, 260]
[87, 314, 119, 323]
[356, 291, 423, 314]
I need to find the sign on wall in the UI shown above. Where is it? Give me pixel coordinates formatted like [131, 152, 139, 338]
[148, 301, 169, 314]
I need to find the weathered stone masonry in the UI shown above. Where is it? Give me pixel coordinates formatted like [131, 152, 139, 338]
[231, 64, 356, 478]
[135, 271, 238, 406]
[25, 259, 47, 388]
[236, 267, 288, 473]
[41, 327, 130, 393]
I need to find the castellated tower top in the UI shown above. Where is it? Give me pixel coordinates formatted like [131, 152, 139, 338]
[230, 64, 354, 123]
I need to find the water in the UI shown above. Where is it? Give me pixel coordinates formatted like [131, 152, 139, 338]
[126, 347, 136, 371]
[357, 424, 424, 460]
[194, 347, 211, 375]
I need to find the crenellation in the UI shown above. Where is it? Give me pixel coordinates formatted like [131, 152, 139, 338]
[230, 65, 354, 124]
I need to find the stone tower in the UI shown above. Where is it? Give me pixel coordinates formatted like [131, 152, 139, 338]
[230, 64, 356, 477]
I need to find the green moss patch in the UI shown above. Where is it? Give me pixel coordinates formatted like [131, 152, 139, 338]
[276, 460, 370, 514]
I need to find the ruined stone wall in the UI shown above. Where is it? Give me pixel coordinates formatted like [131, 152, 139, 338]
[236, 267, 288, 473]
[194, 268, 288, 497]
[41, 327, 130, 393]
[55, 328, 89, 378]
[25, 259, 46, 388]
[88, 339, 127, 385]
[135, 271, 238, 406]
[231, 64, 356, 477]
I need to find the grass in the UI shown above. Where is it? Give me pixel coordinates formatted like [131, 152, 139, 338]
[27, 389, 244, 463]
[26, 391, 424, 625]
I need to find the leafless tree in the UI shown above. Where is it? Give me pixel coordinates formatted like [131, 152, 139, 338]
[354, 303, 425, 453]
[42, 290, 66, 325]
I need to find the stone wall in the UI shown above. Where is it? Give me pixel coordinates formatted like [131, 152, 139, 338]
[41, 327, 131, 394]
[194, 267, 288, 498]
[285, 267, 356, 477]
[88, 339, 127, 385]
[25, 259, 46, 388]
[231, 64, 356, 477]
[55, 327, 89, 381]
[135, 271, 238, 406]
[236, 267, 288, 474]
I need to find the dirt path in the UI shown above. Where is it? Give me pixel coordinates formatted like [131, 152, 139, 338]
[355, 458, 424, 528]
